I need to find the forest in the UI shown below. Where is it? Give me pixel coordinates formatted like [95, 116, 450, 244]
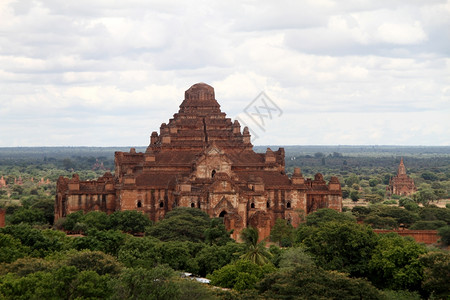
[0, 146, 449, 299]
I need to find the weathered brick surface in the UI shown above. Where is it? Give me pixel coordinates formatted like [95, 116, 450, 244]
[0, 209, 5, 228]
[374, 229, 439, 244]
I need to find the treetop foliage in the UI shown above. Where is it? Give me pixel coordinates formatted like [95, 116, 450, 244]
[305, 208, 356, 226]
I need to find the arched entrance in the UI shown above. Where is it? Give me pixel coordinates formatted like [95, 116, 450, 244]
[219, 210, 227, 218]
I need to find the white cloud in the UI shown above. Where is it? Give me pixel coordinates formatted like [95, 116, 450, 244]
[0, 0, 448, 147]
[375, 22, 427, 45]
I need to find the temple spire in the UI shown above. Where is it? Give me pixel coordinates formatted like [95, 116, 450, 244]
[398, 157, 406, 176]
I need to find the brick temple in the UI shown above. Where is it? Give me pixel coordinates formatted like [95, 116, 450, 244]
[387, 158, 416, 197]
[55, 83, 342, 240]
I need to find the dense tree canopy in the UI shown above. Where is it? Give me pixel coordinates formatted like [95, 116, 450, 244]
[304, 208, 356, 226]
[368, 233, 427, 291]
[297, 220, 378, 277]
[0, 234, 29, 263]
[257, 264, 384, 300]
[208, 259, 275, 291]
[146, 208, 211, 243]
[419, 251, 450, 299]
[269, 218, 295, 247]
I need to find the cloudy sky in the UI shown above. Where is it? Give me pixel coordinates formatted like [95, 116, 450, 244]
[1, 0, 449, 147]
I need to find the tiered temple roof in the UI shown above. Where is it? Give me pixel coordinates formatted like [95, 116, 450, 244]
[56, 83, 342, 241]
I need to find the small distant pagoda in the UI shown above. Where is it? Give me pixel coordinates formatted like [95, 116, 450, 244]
[387, 158, 416, 197]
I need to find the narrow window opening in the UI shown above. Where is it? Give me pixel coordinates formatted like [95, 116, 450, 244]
[191, 202, 195, 208]
[212, 170, 216, 178]
[266, 201, 270, 208]
[250, 202, 255, 209]
[159, 201, 164, 208]
[286, 201, 291, 209]
[137, 200, 142, 208]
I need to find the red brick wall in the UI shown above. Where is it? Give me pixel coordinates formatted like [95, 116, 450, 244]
[0, 209, 5, 228]
[373, 229, 439, 244]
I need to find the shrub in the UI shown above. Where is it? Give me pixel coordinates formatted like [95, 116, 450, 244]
[383, 200, 397, 205]
[409, 220, 446, 230]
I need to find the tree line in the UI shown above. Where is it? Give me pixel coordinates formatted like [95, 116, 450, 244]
[0, 207, 449, 299]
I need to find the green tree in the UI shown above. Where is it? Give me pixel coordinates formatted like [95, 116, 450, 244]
[364, 215, 398, 229]
[414, 189, 438, 206]
[421, 172, 438, 181]
[111, 265, 179, 300]
[176, 278, 217, 300]
[0, 257, 53, 277]
[345, 173, 360, 186]
[117, 236, 161, 269]
[352, 206, 372, 221]
[208, 259, 275, 291]
[9, 207, 46, 225]
[0, 234, 29, 263]
[298, 221, 378, 277]
[257, 264, 384, 300]
[350, 190, 360, 202]
[71, 229, 126, 256]
[409, 220, 446, 230]
[0, 266, 113, 300]
[80, 211, 110, 231]
[342, 187, 350, 199]
[420, 251, 450, 299]
[109, 210, 152, 234]
[314, 152, 325, 158]
[0, 270, 56, 299]
[239, 227, 272, 266]
[62, 158, 75, 170]
[194, 242, 243, 277]
[433, 188, 447, 199]
[204, 218, 233, 246]
[404, 201, 419, 212]
[277, 246, 315, 269]
[157, 241, 203, 272]
[146, 208, 210, 242]
[71, 270, 112, 299]
[305, 208, 356, 227]
[365, 194, 384, 204]
[437, 225, 450, 246]
[31, 198, 55, 225]
[368, 233, 427, 290]
[64, 250, 123, 276]
[270, 218, 294, 247]
[419, 206, 450, 223]
[369, 178, 380, 187]
[60, 210, 84, 232]
[0, 224, 69, 257]
[374, 205, 419, 227]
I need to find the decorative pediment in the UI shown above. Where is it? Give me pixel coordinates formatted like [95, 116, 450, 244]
[214, 196, 234, 210]
[208, 173, 239, 194]
[206, 145, 223, 156]
[192, 144, 233, 179]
